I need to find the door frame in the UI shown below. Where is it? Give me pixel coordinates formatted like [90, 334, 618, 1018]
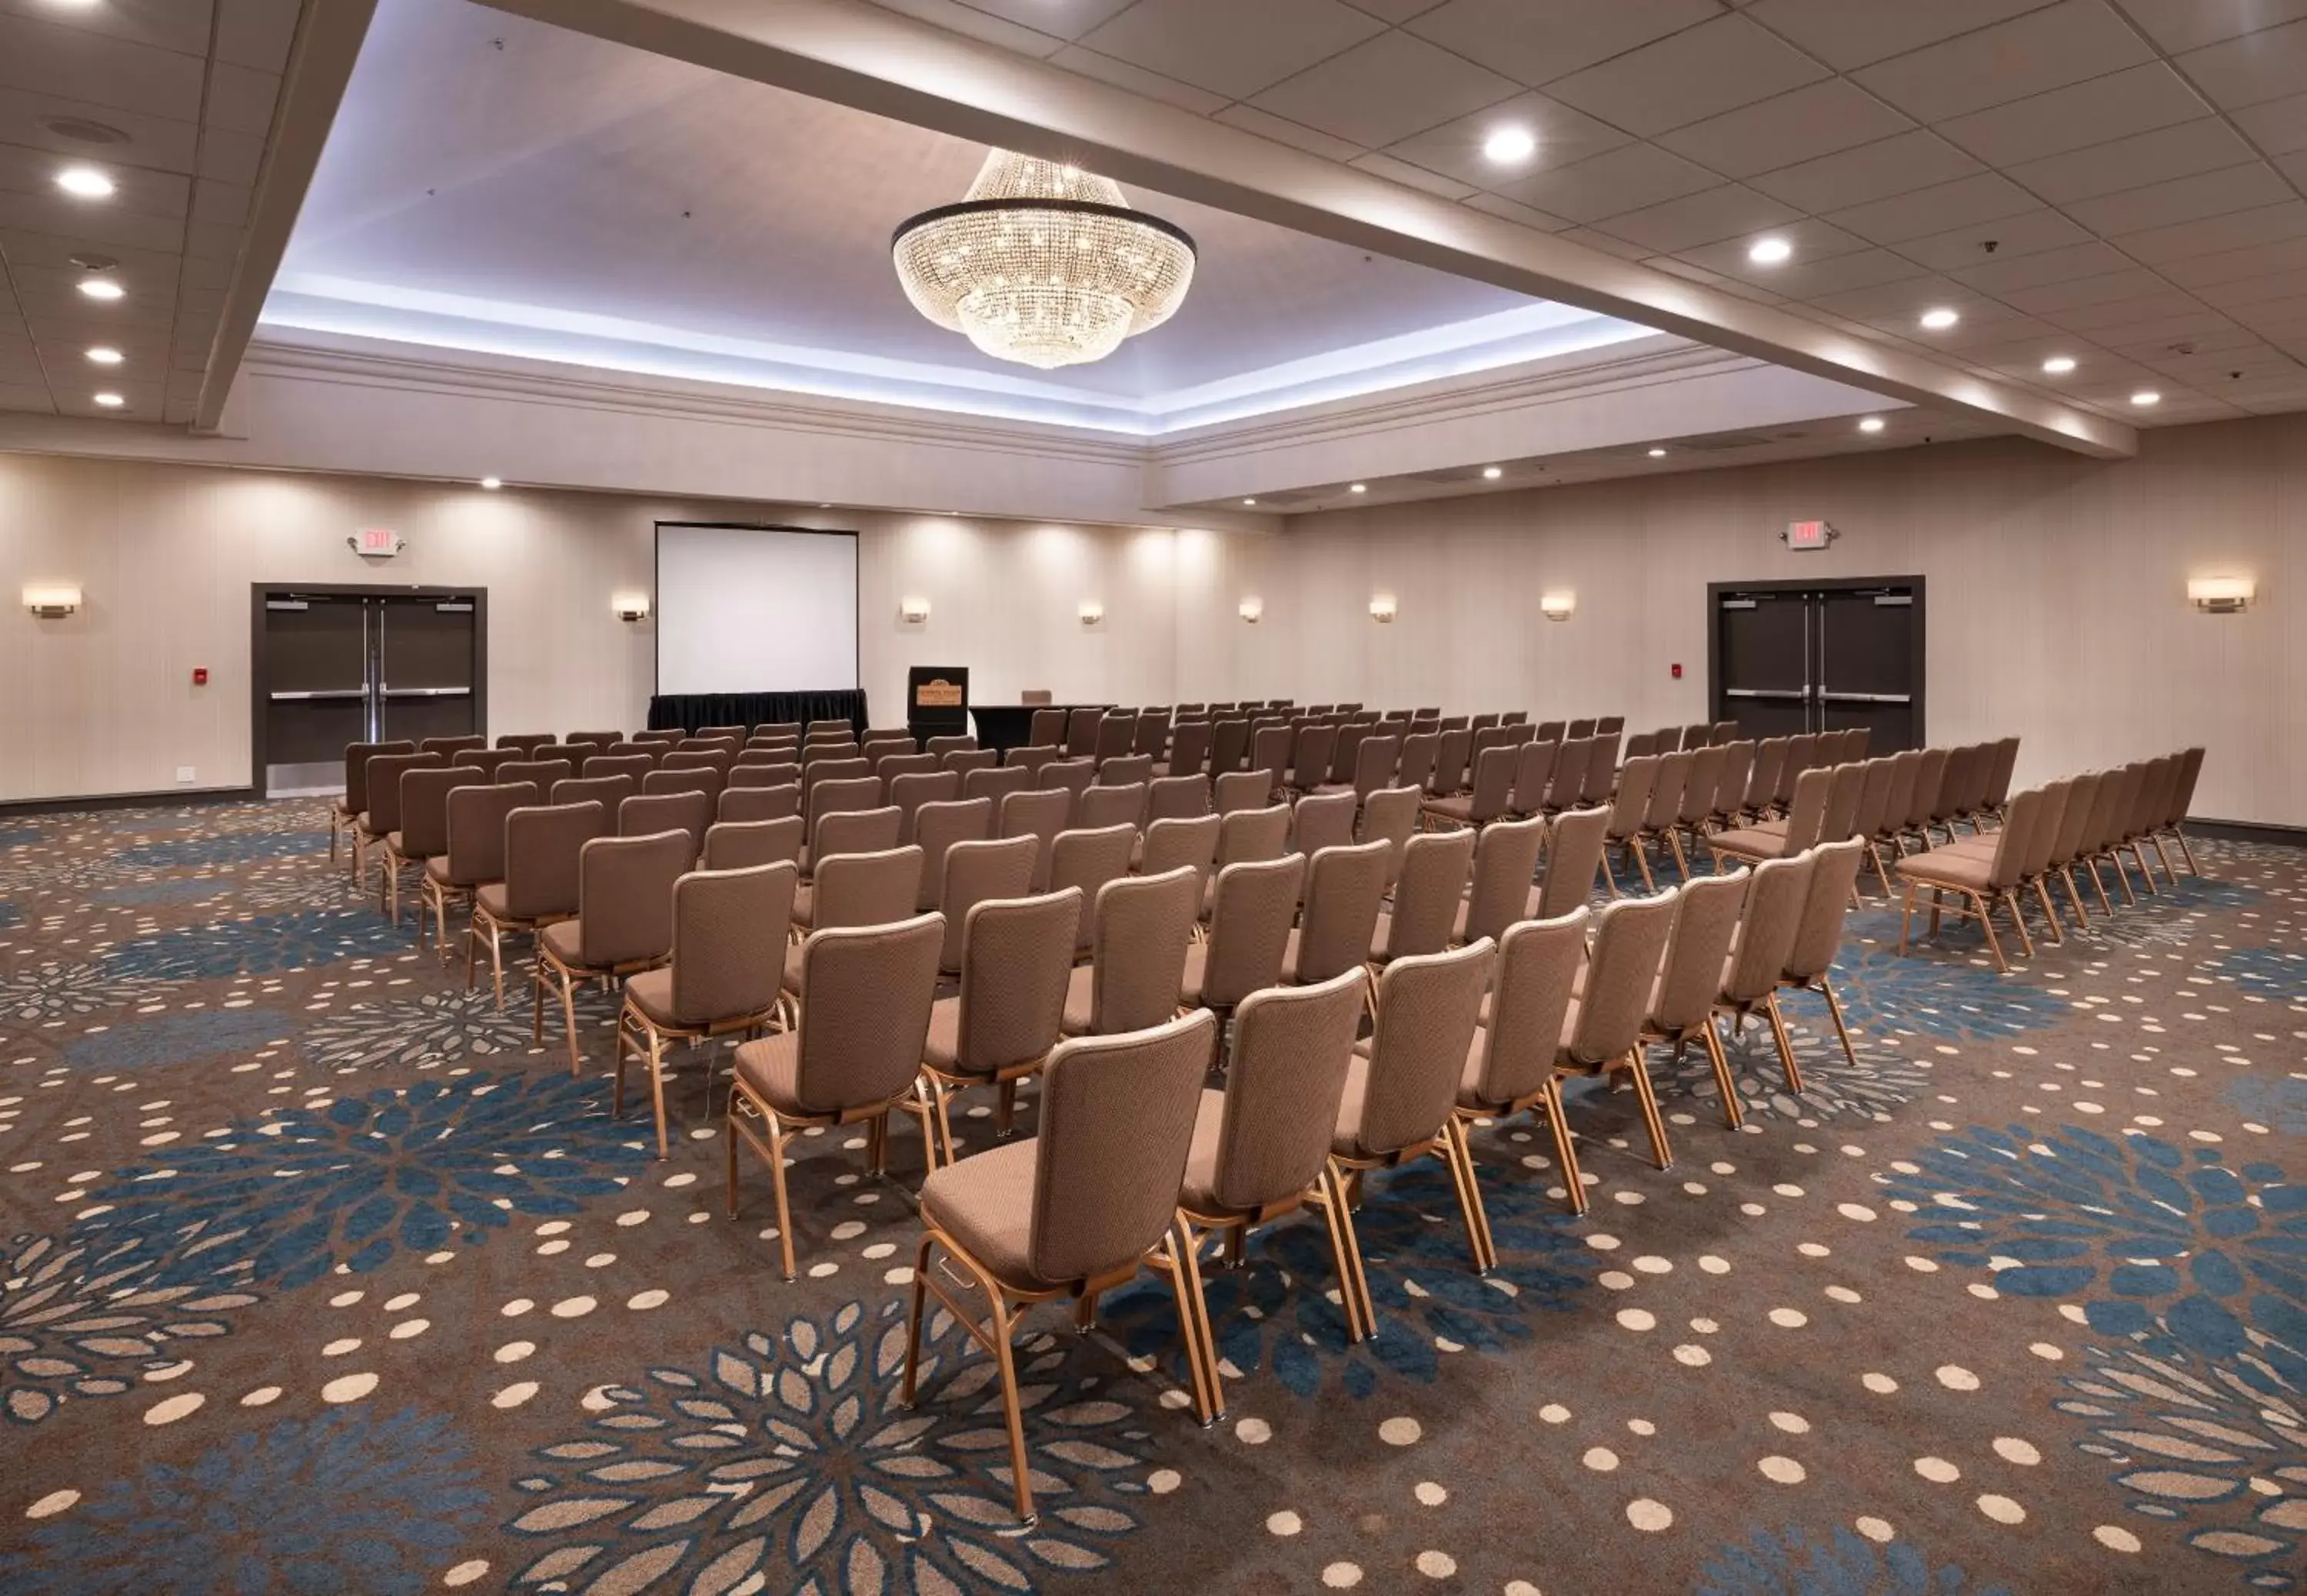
[249, 583, 489, 799]
[1706, 574, 1925, 741]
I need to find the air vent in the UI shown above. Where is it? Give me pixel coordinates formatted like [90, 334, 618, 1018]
[1679, 433, 1776, 451]
[42, 116, 130, 145]
[69, 252, 119, 272]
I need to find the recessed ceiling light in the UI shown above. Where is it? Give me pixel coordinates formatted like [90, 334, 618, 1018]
[2131, 390, 2161, 407]
[1746, 236, 1793, 265]
[1919, 307, 1959, 331]
[1859, 417, 1886, 434]
[92, 392, 124, 407]
[55, 165, 115, 199]
[1481, 125, 1536, 165]
[479, 477, 503, 490]
[1348, 483, 1367, 494]
[1646, 447, 1667, 458]
[1481, 466, 1502, 480]
[1242, 497, 1257, 505]
[85, 346, 122, 365]
[77, 278, 123, 301]
[2041, 355, 2076, 375]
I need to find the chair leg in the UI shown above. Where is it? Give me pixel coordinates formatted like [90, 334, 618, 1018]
[2002, 889, 2036, 959]
[2085, 857, 2115, 915]
[2173, 826, 2200, 876]
[646, 1028, 671, 1161]
[1818, 975, 1858, 1070]
[724, 1097, 743, 1217]
[2033, 878, 2065, 944]
[1309, 1172, 1367, 1341]
[531, 953, 547, 1042]
[1442, 1118, 1495, 1272]
[1966, 890, 2007, 973]
[1897, 883, 1914, 956]
[1633, 840, 1657, 895]
[464, 913, 481, 991]
[1701, 1019, 1743, 1129]
[980, 1283, 1037, 1525]
[559, 966, 583, 1076]
[1322, 1162, 1376, 1342]
[1623, 1048, 1673, 1170]
[995, 1079, 1017, 1137]
[2149, 833, 2178, 883]
[2061, 868, 2092, 930]
[1665, 829, 1691, 883]
[1540, 1076, 1588, 1212]
[768, 1118, 797, 1282]
[1763, 994, 1805, 1096]
[901, 1233, 934, 1405]
[2131, 841, 2160, 893]
[1596, 851, 1620, 900]
[1169, 1220, 1221, 1425]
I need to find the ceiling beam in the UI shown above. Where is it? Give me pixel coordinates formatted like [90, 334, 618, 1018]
[191, 0, 378, 434]
[475, 0, 2135, 460]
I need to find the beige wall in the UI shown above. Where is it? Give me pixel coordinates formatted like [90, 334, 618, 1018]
[0, 453, 1186, 802]
[1226, 416, 2303, 826]
[5, 414, 2301, 825]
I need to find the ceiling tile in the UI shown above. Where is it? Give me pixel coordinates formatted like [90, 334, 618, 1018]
[190, 178, 250, 228]
[1494, 141, 1720, 223]
[2221, 289, 2307, 328]
[1340, 0, 1451, 21]
[1714, 243, 1926, 298]
[1, 0, 216, 58]
[214, 0, 304, 75]
[0, 14, 208, 121]
[1551, 225, 1656, 262]
[1747, 130, 1984, 213]
[204, 62, 281, 138]
[1250, 31, 1520, 148]
[1671, 216, 1872, 275]
[1825, 171, 2040, 244]
[934, 0, 1140, 40]
[1741, 0, 2065, 71]
[2191, 270, 2307, 308]
[2042, 291, 2216, 331]
[1049, 44, 1232, 115]
[2112, 0, 2307, 52]
[2002, 267, 2179, 311]
[2176, 17, 2307, 111]
[2276, 148, 2307, 188]
[2119, 199, 2307, 262]
[1347, 150, 1479, 199]
[2231, 89, 2307, 155]
[1650, 79, 1915, 179]
[867, 0, 1066, 52]
[1587, 183, 1804, 253]
[1379, 91, 1630, 189]
[1459, 191, 1573, 231]
[2062, 161, 2293, 235]
[1893, 207, 2093, 271]
[195, 125, 266, 187]
[1542, 15, 1829, 138]
[1805, 273, 1976, 320]
[1853, 0, 2153, 124]
[1077, 0, 1387, 101]
[2096, 317, 2255, 354]
[0, 85, 201, 175]
[0, 191, 185, 254]
[2156, 235, 2307, 288]
[1932, 63, 2208, 165]
[1210, 103, 1363, 162]
[2006, 119, 2257, 204]
[1944, 238, 2131, 291]
[1403, 0, 1720, 89]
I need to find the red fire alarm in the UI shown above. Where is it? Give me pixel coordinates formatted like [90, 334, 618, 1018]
[1670, 662, 1683, 680]
[192, 667, 208, 686]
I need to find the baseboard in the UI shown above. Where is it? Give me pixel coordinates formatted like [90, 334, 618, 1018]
[2188, 816, 2307, 846]
[0, 786, 255, 819]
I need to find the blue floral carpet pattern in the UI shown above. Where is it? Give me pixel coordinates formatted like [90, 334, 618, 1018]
[0, 797, 2299, 1594]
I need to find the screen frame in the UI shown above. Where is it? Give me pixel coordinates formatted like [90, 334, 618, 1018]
[651, 520, 861, 697]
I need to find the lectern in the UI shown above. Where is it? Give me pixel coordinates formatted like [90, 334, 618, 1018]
[907, 666, 969, 743]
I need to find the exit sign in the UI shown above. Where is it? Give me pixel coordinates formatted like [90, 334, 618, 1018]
[351, 527, 403, 559]
[1784, 519, 1837, 550]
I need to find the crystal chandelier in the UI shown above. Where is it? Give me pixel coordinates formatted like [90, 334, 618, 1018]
[891, 150, 1197, 371]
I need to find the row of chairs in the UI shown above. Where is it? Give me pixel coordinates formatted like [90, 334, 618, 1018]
[1893, 748, 2205, 971]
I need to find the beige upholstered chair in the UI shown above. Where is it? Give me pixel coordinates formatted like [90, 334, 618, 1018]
[934, 835, 1037, 973]
[1554, 891, 1679, 1171]
[889, 771, 960, 841]
[1290, 790, 1358, 863]
[1456, 813, 1545, 946]
[1139, 813, 1220, 904]
[964, 764, 1032, 806]
[1005, 744, 1060, 780]
[331, 740, 414, 863]
[1285, 840, 1390, 987]
[943, 748, 997, 778]
[1453, 910, 1590, 1212]
[1596, 754, 1660, 896]
[468, 800, 604, 1004]
[1537, 805, 1609, 921]
[904, 1009, 1216, 1521]
[554, 773, 636, 813]
[810, 806, 904, 875]
[1077, 783, 1145, 831]
[1027, 707, 1067, 746]
[533, 829, 691, 1075]
[703, 816, 803, 871]
[1716, 852, 1819, 1089]
[719, 783, 799, 823]
[1428, 727, 1473, 797]
[1636, 867, 1749, 1130]
[801, 776, 882, 870]
[355, 749, 442, 889]
[1182, 853, 1306, 1020]
[1896, 746, 1949, 853]
[1331, 939, 1497, 1325]
[617, 862, 795, 1158]
[1895, 788, 2041, 973]
[1626, 748, 1692, 889]
[1037, 758, 1096, 820]
[1505, 739, 1559, 821]
[1097, 753, 1154, 789]
[421, 780, 538, 958]
[920, 887, 1083, 1152]
[1062, 865, 1199, 1037]
[1709, 740, 1754, 828]
[1775, 837, 1868, 1069]
[618, 790, 710, 863]
[782, 846, 924, 998]
[1370, 828, 1475, 970]
[419, 733, 485, 757]
[1213, 769, 1274, 815]
[925, 734, 976, 759]
[1146, 774, 1211, 824]
[501, 757, 578, 796]
[998, 787, 1071, 894]
[381, 765, 486, 926]
[1540, 738, 1593, 816]
[1049, 823, 1137, 955]
[1172, 969, 1368, 1410]
[1422, 743, 1516, 830]
[913, 797, 995, 913]
[642, 767, 724, 809]
[1709, 765, 1829, 869]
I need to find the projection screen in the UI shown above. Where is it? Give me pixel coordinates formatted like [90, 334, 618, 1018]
[654, 524, 859, 695]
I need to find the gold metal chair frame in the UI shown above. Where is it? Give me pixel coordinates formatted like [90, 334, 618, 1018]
[724, 1072, 938, 1279]
[615, 998, 783, 1159]
[531, 939, 667, 1076]
[1323, 1123, 1493, 1343]
[1896, 879, 2027, 973]
[418, 870, 480, 962]
[901, 1223, 1200, 1525]
[465, 902, 571, 1008]
[915, 1056, 1046, 1164]
[1454, 1072, 1584, 1214]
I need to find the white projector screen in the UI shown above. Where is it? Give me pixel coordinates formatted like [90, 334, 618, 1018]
[655, 524, 859, 695]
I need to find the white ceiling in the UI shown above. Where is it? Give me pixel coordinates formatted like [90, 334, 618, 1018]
[859, 0, 2307, 425]
[0, 0, 305, 424]
[264, 0, 1654, 432]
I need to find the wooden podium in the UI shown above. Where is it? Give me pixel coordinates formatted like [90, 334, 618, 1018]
[907, 667, 969, 743]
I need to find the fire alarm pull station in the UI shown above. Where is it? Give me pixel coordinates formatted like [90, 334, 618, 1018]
[1671, 663, 1683, 680]
[192, 667, 208, 686]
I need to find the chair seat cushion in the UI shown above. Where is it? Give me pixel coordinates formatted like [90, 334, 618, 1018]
[1175, 1088, 1233, 1215]
[1893, 849, 1997, 890]
[541, 919, 585, 967]
[782, 942, 807, 996]
[920, 1138, 1047, 1288]
[1421, 796, 1476, 823]
[1708, 827, 1786, 860]
[624, 968, 678, 1027]
[1060, 964, 1094, 1036]
[1179, 943, 1207, 1006]
[923, 996, 961, 1073]
[791, 884, 814, 929]
[424, 856, 455, 887]
[732, 1032, 804, 1114]
[1330, 1054, 1373, 1158]
[475, 883, 513, 919]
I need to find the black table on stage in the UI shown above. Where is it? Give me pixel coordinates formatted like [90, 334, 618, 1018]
[647, 689, 867, 736]
[970, 703, 1107, 756]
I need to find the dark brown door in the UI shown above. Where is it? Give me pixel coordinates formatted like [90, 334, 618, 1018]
[1713, 579, 1922, 751]
[1716, 591, 1811, 739]
[378, 597, 479, 744]
[263, 597, 369, 780]
[1818, 589, 1916, 751]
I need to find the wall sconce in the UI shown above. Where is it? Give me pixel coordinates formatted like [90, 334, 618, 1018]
[1238, 597, 1263, 623]
[611, 593, 651, 622]
[1078, 600, 1104, 627]
[2187, 575, 2254, 613]
[900, 596, 931, 623]
[1369, 594, 1397, 623]
[1540, 590, 1576, 621]
[23, 584, 82, 619]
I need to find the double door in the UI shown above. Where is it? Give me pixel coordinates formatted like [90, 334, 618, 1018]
[1711, 578, 1922, 753]
[257, 588, 484, 792]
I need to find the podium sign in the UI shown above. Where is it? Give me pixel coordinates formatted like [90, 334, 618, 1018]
[907, 667, 969, 740]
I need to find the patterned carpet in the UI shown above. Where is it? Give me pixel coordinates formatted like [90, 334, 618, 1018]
[1, 798, 2300, 1595]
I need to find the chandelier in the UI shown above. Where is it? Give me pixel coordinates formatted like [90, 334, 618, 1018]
[891, 150, 1197, 370]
